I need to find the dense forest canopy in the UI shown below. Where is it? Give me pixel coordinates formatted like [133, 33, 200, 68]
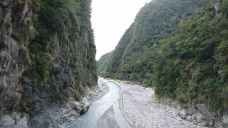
[97, 52, 113, 74]
[153, 6, 228, 112]
[106, 0, 209, 75]
[98, 0, 228, 113]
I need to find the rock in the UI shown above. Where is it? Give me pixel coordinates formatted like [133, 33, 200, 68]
[212, 0, 222, 15]
[67, 96, 91, 115]
[176, 104, 181, 110]
[198, 121, 207, 127]
[196, 104, 208, 113]
[80, 105, 89, 115]
[193, 113, 204, 123]
[0, 113, 28, 128]
[186, 116, 192, 121]
[0, 0, 12, 7]
[74, 102, 83, 113]
[0, 115, 15, 128]
[186, 107, 196, 115]
[81, 97, 89, 104]
[208, 120, 215, 127]
[68, 100, 82, 113]
[214, 121, 223, 128]
[223, 111, 228, 127]
[79, 98, 90, 115]
[14, 116, 28, 128]
[179, 109, 187, 119]
[0, 0, 97, 126]
[29, 116, 50, 128]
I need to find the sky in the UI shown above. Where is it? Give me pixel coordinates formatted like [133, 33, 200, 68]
[91, 0, 152, 60]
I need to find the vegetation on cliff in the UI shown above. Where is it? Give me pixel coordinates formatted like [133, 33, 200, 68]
[153, 6, 228, 112]
[101, 0, 228, 113]
[97, 52, 112, 74]
[106, 0, 208, 81]
[0, 0, 97, 115]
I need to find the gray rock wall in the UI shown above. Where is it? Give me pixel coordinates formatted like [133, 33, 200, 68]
[0, 0, 97, 127]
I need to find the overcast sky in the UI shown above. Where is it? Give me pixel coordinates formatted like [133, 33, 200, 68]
[91, 0, 152, 60]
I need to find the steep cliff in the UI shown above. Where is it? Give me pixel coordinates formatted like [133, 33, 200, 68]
[0, 0, 97, 126]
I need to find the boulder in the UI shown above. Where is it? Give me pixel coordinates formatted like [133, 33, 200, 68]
[74, 102, 83, 113]
[80, 105, 89, 115]
[196, 104, 208, 114]
[67, 97, 90, 115]
[193, 113, 204, 123]
[186, 107, 196, 115]
[198, 121, 207, 127]
[186, 116, 193, 121]
[179, 109, 187, 119]
[208, 120, 215, 127]
[80, 98, 90, 115]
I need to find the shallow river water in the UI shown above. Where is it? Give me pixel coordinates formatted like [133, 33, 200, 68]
[69, 80, 120, 128]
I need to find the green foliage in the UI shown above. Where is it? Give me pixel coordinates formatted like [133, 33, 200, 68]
[154, 9, 228, 111]
[11, 0, 97, 108]
[106, 0, 209, 84]
[97, 52, 113, 75]
[107, 24, 135, 73]
[103, 0, 228, 113]
[36, 52, 53, 82]
[18, 46, 32, 65]
[220, 0, 228, 16]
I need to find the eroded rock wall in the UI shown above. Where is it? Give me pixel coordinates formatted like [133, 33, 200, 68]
[0, 0, 97, 122]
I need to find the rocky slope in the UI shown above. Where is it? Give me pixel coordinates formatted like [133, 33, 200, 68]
[0, 0, 97, 127]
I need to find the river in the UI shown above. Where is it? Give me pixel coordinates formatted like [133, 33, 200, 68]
[69, 79, 123, 128]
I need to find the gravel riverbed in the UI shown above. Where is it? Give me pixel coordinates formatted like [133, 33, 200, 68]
[114, 80, 209, 128]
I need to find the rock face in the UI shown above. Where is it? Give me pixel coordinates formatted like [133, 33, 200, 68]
[211, 0, 222, 15]
[0, 0, 97, 127]
[223, 111, 228, 127]
[179, 109, 187, 119]
[0, 113, 29, 128]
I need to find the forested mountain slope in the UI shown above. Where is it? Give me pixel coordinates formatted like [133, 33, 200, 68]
[104, 0, 228, 114]
[153, 0, 228, 113]
[107, 0, 209, 77]
[0, 0, 97, 126]
[97, 52, 112, 74]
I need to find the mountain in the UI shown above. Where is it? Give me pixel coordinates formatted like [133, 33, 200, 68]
[104, 0, 227, 113]
[97, 52, 112, 75]
[0, 0, 97, 126]
[106, 0, 209, 81]
[153, 0, 228, 113]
